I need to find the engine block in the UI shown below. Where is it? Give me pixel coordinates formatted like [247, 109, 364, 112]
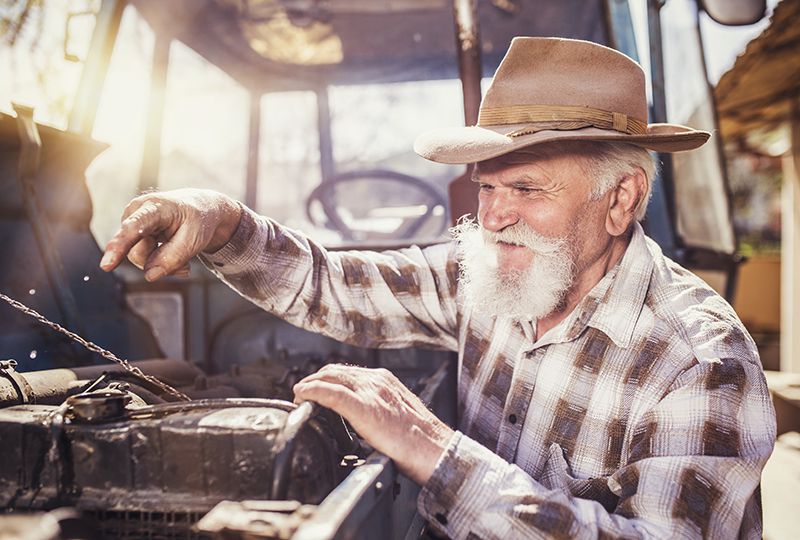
[0, 397, 341, 538]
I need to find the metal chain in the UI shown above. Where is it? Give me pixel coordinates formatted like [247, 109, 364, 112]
[0, 292, 191, 402]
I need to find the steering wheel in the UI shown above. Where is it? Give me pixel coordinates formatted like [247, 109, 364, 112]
[305, 169, 449, 241]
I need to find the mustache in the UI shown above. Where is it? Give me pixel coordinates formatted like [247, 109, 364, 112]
[449, 218, 576, 318]
[481, 222, 567, 256]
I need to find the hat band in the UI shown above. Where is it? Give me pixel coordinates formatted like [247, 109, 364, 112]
[477, 105, 647, 136]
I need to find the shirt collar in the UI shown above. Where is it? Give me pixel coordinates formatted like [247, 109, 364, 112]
[560, 222, 654, 349]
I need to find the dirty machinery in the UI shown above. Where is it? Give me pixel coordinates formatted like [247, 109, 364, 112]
[0, 0, 766, 538]
[0, 278, 454, 539]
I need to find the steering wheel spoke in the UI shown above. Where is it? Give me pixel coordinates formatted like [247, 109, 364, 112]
[306, 170, 448, 241]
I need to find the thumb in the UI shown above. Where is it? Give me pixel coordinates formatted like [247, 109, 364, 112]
[101, 200, 176, 271]
[142, 224, 205, 281]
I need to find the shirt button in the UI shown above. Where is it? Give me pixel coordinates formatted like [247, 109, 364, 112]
[435, 512, 448, 526]
[508, 414, 518, 424]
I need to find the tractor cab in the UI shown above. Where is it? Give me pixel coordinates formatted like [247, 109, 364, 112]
[0, 1, 767, 538]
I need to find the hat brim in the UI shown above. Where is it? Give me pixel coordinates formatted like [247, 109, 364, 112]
[413, 123, 711, 164]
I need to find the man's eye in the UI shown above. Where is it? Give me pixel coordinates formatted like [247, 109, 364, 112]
[515, 186, 538, 194]
[479, 184, 494, 191]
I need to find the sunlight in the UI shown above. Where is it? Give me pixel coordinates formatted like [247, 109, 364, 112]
[90, 6, 153, 160]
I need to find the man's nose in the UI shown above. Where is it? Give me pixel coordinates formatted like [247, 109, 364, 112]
[480, 197, 520, 232]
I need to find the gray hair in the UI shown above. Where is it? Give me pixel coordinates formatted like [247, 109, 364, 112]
[508, 141, 658, 221]
[581, 142, 657, 221]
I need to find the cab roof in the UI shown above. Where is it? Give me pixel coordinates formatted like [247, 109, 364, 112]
[131, 0, 608, 92]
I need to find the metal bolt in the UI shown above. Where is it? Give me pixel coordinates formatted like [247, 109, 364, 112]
[0, 359, 18, 370]
[297, 506, 315, 518]
[339, 454, 365, 468]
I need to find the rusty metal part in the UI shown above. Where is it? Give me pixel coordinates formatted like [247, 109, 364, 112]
[339, 454, 366, 469]
[452, 0, 482, 126]
[447, 0, 483, 225]
[271, 400, 318, 501]
[0, 292, 190, 402]
[0, 368, 79, 406]
[197, 500, 316, 539]
[0, 359, 36, 404]
[0, 398, 339, 529]
[71, 358, 202, 386]
[0, 507, 96, 540]
[66, 389, 132, 423]
[0, 359, 207, 408]
[271, 401, 363, 501]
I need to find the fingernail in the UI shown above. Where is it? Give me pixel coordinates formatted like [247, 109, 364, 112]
[145, 266, 165, 281]
[100, 251, 114, 269]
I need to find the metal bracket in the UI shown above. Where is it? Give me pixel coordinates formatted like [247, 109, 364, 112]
[0, 359, 36, 404]
[66, 388, 132, 423]
[196, 500, 316, 539]
[271, 401, 319, 500]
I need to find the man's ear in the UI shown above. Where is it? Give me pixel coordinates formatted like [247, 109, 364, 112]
[605, 168, 646, 237]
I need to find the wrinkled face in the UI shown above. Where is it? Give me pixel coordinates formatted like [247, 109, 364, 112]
[453, 150, 612, 319]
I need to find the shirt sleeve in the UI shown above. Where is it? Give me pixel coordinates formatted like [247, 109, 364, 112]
[417, 357, 776, 539]
[199, 205, 460, 351]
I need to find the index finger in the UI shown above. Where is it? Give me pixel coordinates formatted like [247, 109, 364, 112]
[292, 379, 359, 418]
[100, 202, 170, 272]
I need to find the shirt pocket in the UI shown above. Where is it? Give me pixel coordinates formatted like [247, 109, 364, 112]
[539, 443, 620, 513]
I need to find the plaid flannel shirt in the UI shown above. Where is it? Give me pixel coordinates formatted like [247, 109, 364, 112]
[202, 206, 776, 539]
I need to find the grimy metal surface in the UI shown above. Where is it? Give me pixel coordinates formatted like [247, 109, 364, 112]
[292, 361, 454, 540]
[0, 399, 340, 523]
[185, 360, 455, 540]
[0, 358, 210, 409]
[0, 358, 455, 540]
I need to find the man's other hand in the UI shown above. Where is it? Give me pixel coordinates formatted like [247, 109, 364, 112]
[293, 364, 454, 486]
[99, 189, 242, 281]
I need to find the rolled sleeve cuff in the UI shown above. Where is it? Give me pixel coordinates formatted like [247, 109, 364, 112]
[417, 431, 514, 539]
[199, 204, 270, 274]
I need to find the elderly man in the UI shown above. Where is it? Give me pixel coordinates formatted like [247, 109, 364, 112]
[100, 38, 775, 538]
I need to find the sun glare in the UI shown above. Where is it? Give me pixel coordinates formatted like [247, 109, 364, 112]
[90, 8, 153, 159]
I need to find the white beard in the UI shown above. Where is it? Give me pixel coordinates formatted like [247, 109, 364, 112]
[451, 219, 576, 320]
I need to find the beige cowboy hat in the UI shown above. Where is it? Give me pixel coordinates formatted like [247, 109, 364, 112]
[414, 37, 710, 164]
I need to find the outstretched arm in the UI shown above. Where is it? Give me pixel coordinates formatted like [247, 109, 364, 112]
[102, 189, 461, 351]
